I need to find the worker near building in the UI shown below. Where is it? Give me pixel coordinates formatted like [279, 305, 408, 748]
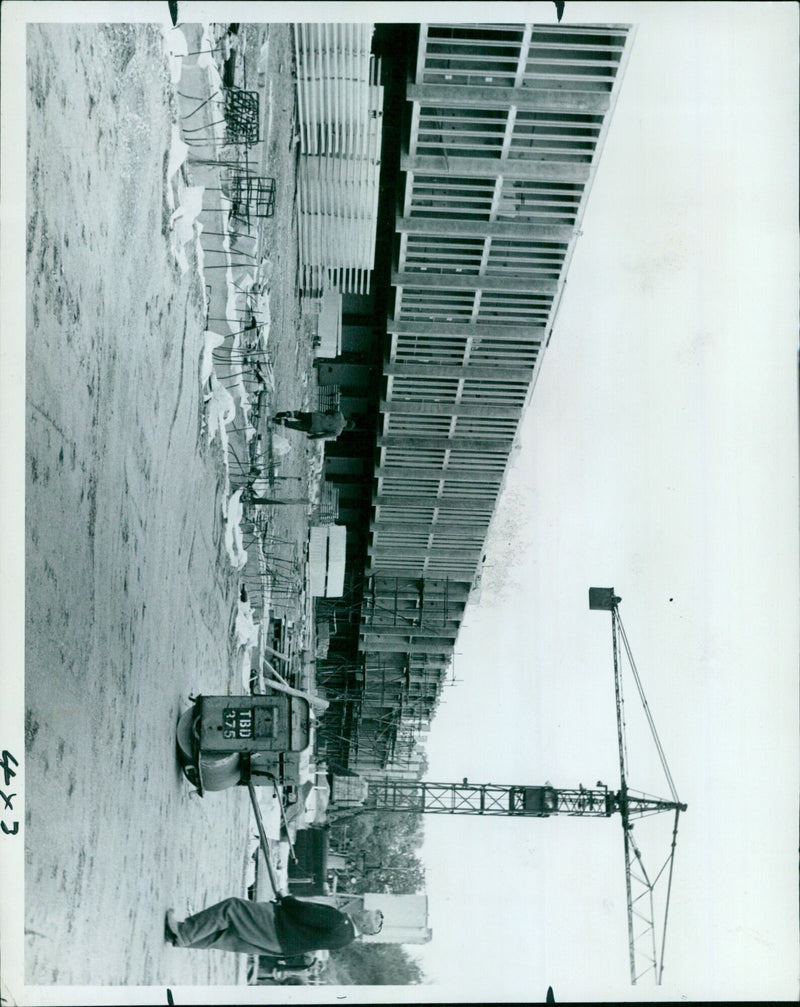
[165, 895, 383, 955]
[272, 409, 353, 441]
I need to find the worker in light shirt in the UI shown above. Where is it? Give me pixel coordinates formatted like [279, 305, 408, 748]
[272, 409, 354, 441]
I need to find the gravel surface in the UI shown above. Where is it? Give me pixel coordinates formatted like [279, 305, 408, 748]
[23, 23, 304, 986]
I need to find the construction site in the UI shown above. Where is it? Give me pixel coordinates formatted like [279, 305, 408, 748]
[21, 13, 688, 993]
[166, 17, 682, 989]
[15, 4, 799, 1000]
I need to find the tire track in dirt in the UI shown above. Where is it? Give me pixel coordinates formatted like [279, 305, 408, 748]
[25, 25, 250, 986]
[168, 290, 194, 442]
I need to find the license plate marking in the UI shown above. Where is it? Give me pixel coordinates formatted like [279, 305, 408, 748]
[222, 707, 254, 739]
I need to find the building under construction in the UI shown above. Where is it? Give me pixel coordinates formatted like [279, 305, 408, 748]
[306, 21, 635, 779]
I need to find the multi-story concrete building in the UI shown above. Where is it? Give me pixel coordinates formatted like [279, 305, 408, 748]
[311, 21, 634, 777]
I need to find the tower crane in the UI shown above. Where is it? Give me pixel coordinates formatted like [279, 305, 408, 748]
[357, 588, 687, 985]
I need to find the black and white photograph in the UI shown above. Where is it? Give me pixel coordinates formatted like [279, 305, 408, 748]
[1, 1, 798, 1003]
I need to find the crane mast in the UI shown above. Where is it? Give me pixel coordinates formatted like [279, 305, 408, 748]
[608, 589, 637, 979]
[592, 587, 686, 983]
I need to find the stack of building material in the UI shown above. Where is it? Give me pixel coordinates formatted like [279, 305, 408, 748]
[309, 524, 347, 597]
[314, 289, 343, 359]
[293, 23, 384, 295]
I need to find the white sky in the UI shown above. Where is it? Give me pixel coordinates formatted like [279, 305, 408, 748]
[411, 2, 800, 1002]
[1, 1, 798, 1004]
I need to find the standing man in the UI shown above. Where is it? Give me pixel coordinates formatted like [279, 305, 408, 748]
[273, 409, 353, 441]
[165, 894, 383, 956]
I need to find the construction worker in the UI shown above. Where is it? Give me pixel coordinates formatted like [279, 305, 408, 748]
[165, 895, 383, 956]
[272, 409, 354, 441]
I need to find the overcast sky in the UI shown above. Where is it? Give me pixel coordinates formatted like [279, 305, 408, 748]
[2, 1, 798, 1004]
[413, 2, 799, 1002]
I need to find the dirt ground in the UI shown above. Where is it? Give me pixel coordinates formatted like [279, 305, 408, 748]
[23, 22, 309, 986]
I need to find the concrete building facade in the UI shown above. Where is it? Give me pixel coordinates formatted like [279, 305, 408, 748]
[313, 21, 634, 778]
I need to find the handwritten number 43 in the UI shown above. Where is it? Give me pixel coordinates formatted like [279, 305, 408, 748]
[1, 750, 19, 835]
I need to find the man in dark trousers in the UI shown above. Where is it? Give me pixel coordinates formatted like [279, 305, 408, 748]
[165, 895, 383, 955]
[272, 409, 353, 441]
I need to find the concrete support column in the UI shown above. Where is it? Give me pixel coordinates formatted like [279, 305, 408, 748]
[372, 520, 491, 537]
[401, 153, 592, 183]
[368, 543, 484, 558]
[365, 614, 465, 630]
[377, 435, 513, 452]
[368, 578, 472, 601]
[406, 81, 611, 114]
[393, 270, 557, 295]
[384, 361, 533, 382]
[395, 214, 574, 243]
[358, 638, 456, 655]
[375, 465, 503, 482]
[380, 398, 523, 420]
[387, 319, 545, 341]
[366, 567, 475, 586]
[361, 625, 460, 641]
[373, 492, 497, 513]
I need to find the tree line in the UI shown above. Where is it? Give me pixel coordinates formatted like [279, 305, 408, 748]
[325, 809, 427, 984]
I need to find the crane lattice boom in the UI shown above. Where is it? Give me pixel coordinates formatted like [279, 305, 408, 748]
[364, 778, 685, 820]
